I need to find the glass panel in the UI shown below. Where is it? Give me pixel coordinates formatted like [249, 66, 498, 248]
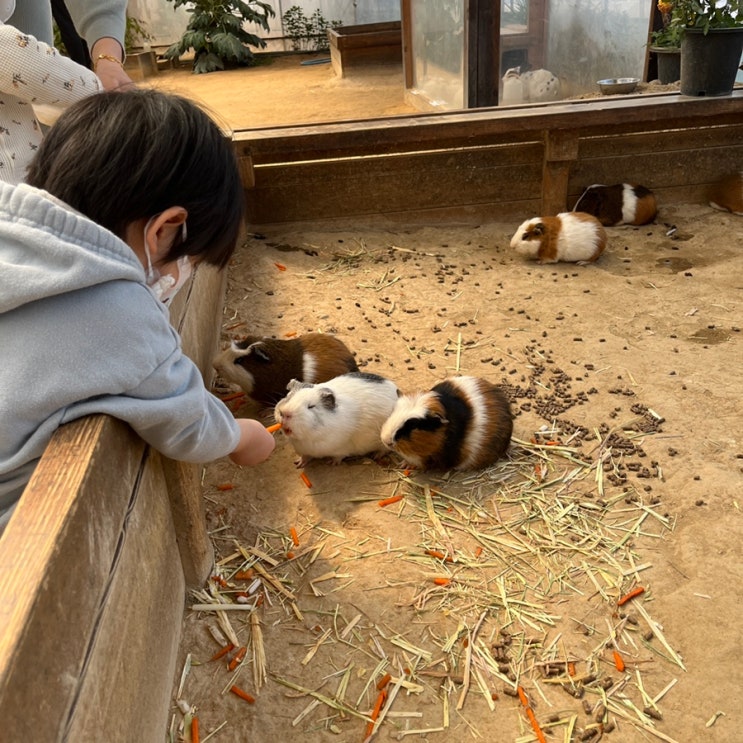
[409, 0, 467, 110]
[500, 0, 652, 104]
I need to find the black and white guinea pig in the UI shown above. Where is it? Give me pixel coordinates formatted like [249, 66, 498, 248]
[510, 211, 607, 264]
[213, 332, 358, 407]
[274, 372, 400, 467]
[380, 376, 513, 472]
[572, 183, 658, 226]
[708, 171, 743, 215]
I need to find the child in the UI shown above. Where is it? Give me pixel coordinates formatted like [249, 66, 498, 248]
[0, 88, 275, 532]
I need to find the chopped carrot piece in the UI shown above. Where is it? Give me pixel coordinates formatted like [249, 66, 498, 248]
[230, 685, 256, 704]
[300, 471, 312, 489]
[517, 686, 530, 707]
[377, 494, 404, 508]
[286, 551, 295, 559]
[228, 646, 247, 671]
[274, 262, 287, 271]
[376, 673, 392, 690]
[425, 549, 446, 559]
[433, 577, 451, 586]
[234, 569, 254, 581]
[266, 422, 282, 433]
[364, 689, 387, 738]
[210, 643, 234, 661]
[613, 650, 626, 672]
[289, 527, 300, 547]
[474, 546, 483, 558]
[191, 716, 200, 743]
[617, 586, 645, 606]
[216, 483, 234, 491]
[568, 661, 576, 677]
[284, 331, 298, 337]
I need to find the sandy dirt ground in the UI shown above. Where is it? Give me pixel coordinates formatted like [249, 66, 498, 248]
[157, 58, 742, 743]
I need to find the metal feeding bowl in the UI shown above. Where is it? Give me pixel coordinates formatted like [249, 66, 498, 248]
[598, 77, 640, 95]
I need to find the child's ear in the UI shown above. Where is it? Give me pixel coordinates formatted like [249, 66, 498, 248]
[147, 206, 188, 262]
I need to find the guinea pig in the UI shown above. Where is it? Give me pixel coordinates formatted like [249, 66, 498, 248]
[521, 68, 561, 102]
[213, 332, 358, 407]
[274, 372, 400, 467]
[380, 376, 513, 472]
[572, 183, 658, 226]
[510, 211, 607, 264]
[708, 171, 743, 215]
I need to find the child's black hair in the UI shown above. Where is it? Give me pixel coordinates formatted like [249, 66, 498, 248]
[26, 88, 243, 269]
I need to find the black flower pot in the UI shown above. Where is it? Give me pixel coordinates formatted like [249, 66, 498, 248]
[651, 46, 681, 84]
[680, 27, 743, 96]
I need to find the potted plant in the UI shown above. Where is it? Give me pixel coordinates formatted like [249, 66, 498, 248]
[164, 0, 275, 74]
[649, 2, 683, 83]
[668, 0, 743, 96]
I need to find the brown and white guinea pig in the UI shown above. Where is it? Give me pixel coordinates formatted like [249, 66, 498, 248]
[708, 171, 743, 215]
[510, 211, 607, 264]
[380, 376, 513, 472]
[572, 183, 658, 226]
[213, 332, 358, 407]
[274, 372, 400, 467]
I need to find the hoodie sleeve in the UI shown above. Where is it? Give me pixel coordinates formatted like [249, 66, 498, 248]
[64, 0, 127, 52]
[54, 282, 242, 465]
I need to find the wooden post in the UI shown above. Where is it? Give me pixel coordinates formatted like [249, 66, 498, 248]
[542, 130, 579, 215]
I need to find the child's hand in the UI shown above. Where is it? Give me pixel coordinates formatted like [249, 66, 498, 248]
[229, 419, 276, 466]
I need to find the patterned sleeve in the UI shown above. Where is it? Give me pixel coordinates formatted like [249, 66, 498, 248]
[0, 24, 101, 107]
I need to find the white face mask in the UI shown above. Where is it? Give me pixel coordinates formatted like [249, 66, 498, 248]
[143, 216, 191, 304]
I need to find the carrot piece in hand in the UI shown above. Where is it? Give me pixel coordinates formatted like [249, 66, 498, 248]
[266, 422, 282, 433]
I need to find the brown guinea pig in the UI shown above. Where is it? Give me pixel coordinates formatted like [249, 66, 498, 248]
[213, 332, 358, 407]
[572, 183, 658, 226]
[510, 211, 607, 264]
[380, 376, 513, 471]
[708, 171, 743, 215]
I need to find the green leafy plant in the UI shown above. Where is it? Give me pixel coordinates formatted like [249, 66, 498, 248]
[650, 2, 683, 48]
[125, 15, 154, 52]
[669, 0, 742, 35]
[282, 5, 342, 52]
[164, 0, 275, 74]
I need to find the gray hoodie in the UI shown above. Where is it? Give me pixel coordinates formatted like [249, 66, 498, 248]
[0, 181, 240, 526]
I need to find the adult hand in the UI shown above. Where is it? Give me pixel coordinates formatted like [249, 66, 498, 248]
[91, 38, 135, 91]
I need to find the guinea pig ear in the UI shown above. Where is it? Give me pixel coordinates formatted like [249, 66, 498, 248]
[286, 378, 304, 393]
[319, 389, 336, 411]
[532, 222, 545, 236]
[249, 342, 271, 363]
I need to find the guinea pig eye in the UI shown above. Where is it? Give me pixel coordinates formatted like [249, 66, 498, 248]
[307, 404, 315, 409]
[522, 232, 529, 240]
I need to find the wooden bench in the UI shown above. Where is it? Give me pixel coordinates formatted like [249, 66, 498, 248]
[0, 265, 227, 741]
[233, 90, 743, 225]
